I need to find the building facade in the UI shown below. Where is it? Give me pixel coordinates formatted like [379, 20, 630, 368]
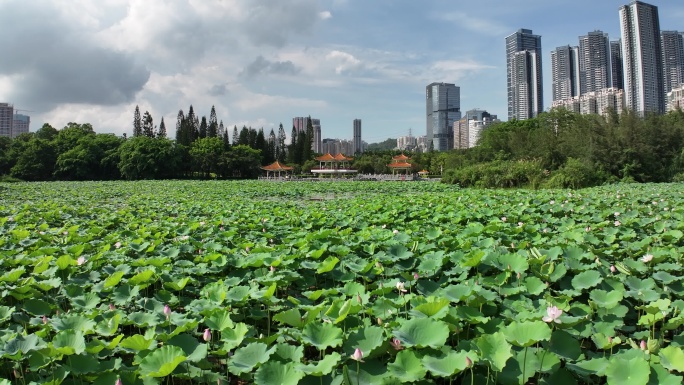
[426, 82, 460, 151]
[619, 1, 665, 114]
[453, 109, 498, 149]
[12, 114, 30, 138]
[506, 29, 544, 120]
[667, 85, 684, 112]
[292, 116, 321, 152]
[553, 88, 624, 116]
[579, 31, 612, 94]
[0, 103, 13, 138]
[352, 119, 362, 154]
[661, 31, 684, 94]
[610, 40, 625, 90]
[551, 45, 580, 101]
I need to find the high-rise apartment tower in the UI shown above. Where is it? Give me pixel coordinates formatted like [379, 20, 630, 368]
[551, 45, 580, 101]
[619, 1, 665, 114]
[579, 31, 612, 94]
[352, 119, 362, 154]
[661, 31, 684, 94]
[506, 29, 544, 120]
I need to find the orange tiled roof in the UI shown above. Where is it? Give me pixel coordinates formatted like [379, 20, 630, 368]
[315, 153, 336, 161]
[393, 154, 410, 160]
[333, 153, 353, 161]
[388, 162, 413, 168]
[261, 160, 294, 171]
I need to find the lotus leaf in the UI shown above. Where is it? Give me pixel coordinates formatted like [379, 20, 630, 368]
[387, 350, 427, 382]
[659, 346, 684, 372]
[605, 356, 649, 385]
[167, 333, 208, 362]
[343, 326, 384, 357]
[298, 352, 341, 376]
[504, 321, 552, 347]
[301, 322, 343, 350]
[204, 309, 234, 331]
[475, 332, 512, 372]
[53, 330, 86, 355]
[228, 342, 275, 375]
[421, 349, 470, 377]
[393, 318, 449, 349]
[138, 345, 187, 377]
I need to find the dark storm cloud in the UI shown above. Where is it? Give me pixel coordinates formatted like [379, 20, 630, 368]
[209, 84, 229, 96]
[240, 56, 301, 78]
[0, 2, 149, 111]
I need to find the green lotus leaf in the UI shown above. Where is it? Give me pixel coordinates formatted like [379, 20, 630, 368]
[412, 298, 450, 318]
[66, 353, 100, 374]
[343, 326, 384, 357]
[525, 276, 547, 295]
[128, 269, 155, 285]
[650, 361, 684, 385]
[254, 361, 305, 385]
[501, 348, 560, 384]
[119, 334, 155, 351]
[550, 330, 581, 360]
[126, 312, 159, 327]
[589, 289, 623, 309]
[274, 344, 304, 363]
[660, 346, 684, 372]
[1, 266, 25, 282]
[388, 350, 427, 382]
[226, 285, 251, 302]
[52, 315, 96, 334]
[164, 276, 190, 291]
[221, 322, 249, 350]
[95, 313, 121, 336]
[301, 322, 343, 350]
[33, 278, 62, 291]
[325, 299, 352, 324]
[571, 270, 602, 291]
[498, 253, 529, 273]
[228, 342, 275, 375]
[475, 332, 512, 372]
[205, 309, 234, 331]
[103, 271, 125, 289]
[112, 284, 140, 305]
[422, 349, 470, 377]
[591, 333, 621, 350]
[639, 298, 671, 314]
[4, 334, 41, 356]
[441, 284, 472, 303]
[23, 299, 52, 316]
[298, 352, 341, 376]
[167, 333, 208, 363]
[53, 330, 86, 355]
[605, 356, 649, 385]
[393, 318, 449, 349]
[71, 293, 101, 310]
[138, 345, 187, 377]
[538, 368, 578, 385]
[316, 256, 340, 274]
[273, 308, 306, 328]
[504, 321, 551, 347]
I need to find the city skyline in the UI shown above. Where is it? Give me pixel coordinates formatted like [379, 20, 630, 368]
[1, 1, 683, 142]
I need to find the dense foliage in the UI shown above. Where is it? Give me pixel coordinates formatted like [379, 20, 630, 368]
[1, 181, 684, 384]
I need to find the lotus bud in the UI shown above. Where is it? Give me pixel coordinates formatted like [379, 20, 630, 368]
[269, 265, 275, 272]
[357, 293, 362, 305]
[517, 272, 521, 280]
[114, 242, 121, 249]
[203, 328, 211, 342]
[466, 356, 473, 368]
[109, 304, 116, 311]
[377, 317, 383, 325]
[390, 338, 403, 351]
[115, 378, 123, 385]
[351, 348, 364, 362]
[413, 273, 419, 280]
[608, 337, 613, 344]
[610, 265, 616, 273]
[163, 304, 171, 319]
[393, 229, 399, 234]
[42, 315, 48, 325]
[640, 340, 647, 351]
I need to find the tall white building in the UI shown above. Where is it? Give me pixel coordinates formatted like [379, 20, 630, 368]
[667, 85, 684, 112]
[551, 45, 580, 101]
[12, 114, 30, 138]
[292, 116, 320, 152]
[506, 29, 544, 120]
[352, 119, 362, 154]
[619, 1, 665, 114]
[610, 40, 625, 90]
[661, 31, 684, 94]
[454, 110, 497, 149]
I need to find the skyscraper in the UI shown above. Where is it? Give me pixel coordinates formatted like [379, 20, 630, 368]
[12, 114, 30, 138]
[661, 31, 684, 94]
[579, 31, 612, 94]
[352, 119, 362, 154]
[610, 40, 624, 90]
[292, 116, 320, 152]
[426, 82, 460, 151]
[551, 45, 580, 101]
[619, 1, 665, 114]
[506, 29, 543, 120]
[0, 103, 13, 138]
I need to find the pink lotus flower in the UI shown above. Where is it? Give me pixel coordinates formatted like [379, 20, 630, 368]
[542, 306, 563, 324]
[269, 266, 276, 272]
[77, 256, 86, 266]
[640, 340, 647, 351]
[109, 304, 116, 311]
[42, 316, 48, 325]
[114, 242, 121, 249]
[501, 216, 507, 222]
[396, 282, 407, 293]
[350, 348, 364, 362]
[465, 356, 473, 368]
[390, 338, 403, 351]
[393, 229, 399, 234]
[413, 273, 419, 280]
[115, 378, 123, 385]
[610, 265, 616, 273]
[163, 304, 171, 319]
[203, 328, 211, 342]
[614, 220, 621, 227]
[641, 254, 653, 263]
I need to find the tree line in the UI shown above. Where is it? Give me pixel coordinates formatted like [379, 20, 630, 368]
[0, 106, 320, 181]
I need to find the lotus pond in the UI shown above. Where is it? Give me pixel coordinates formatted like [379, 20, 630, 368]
[1, 180, 684, 385]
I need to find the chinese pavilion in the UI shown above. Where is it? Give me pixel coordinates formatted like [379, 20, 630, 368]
[388, 154, 413, 176]
[261, 160, 294, 178]
[311, 153, 357, 177]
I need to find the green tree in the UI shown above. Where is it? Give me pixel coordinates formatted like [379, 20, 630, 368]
[142, 111, 155, 138]
[190, 137, 224, 178]
[199, 116, 208, 139]
[133, 105, 142, 137]
[11, 138, 56, 181]
[277, 123, 287, 162]
[225, 145, 261, 179]
[208, 106, 218, 138]
[34, 123, 58, 141]
[157, 117, 167, 139]
[118, 136, 181, 180]
[303, 116, 314, 160]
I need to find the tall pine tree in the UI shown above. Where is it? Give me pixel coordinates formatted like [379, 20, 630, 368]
[288, 126, 298, 164]
[277, 123, 287, 162]
[133, 105, 142, 137]
[303, 116, 314, 160]
[232, 126, 239, 145]
[157, 117, 167, 138]
[175, 110, 186, 144]
[208, 106, 218, 138]
[199, 117, 208, 139]
[268, 129, 277, 164]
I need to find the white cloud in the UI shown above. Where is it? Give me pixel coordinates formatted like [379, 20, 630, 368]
[319, 11, 332, 20]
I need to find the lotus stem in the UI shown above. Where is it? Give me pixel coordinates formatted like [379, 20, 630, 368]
[523, 346, 528, 384]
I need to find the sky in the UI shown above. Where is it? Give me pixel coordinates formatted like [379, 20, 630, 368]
[1, 0, 683, 143]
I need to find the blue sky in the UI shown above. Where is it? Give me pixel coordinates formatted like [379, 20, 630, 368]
[1, 0, 683, 143]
